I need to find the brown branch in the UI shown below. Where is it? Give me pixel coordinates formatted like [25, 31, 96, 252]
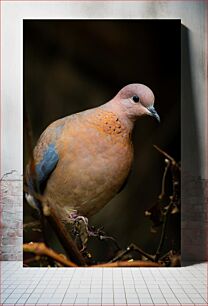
[94, 260, 163, 267]
[23, 243, 163, 267]
[45, 204, 86, 266]
[110, 243, 155, 263]
[23, 185, 86, 266]
[23, 243, 78, 267]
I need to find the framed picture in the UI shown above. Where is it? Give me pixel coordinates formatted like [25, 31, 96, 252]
[23, 19, 181, 267]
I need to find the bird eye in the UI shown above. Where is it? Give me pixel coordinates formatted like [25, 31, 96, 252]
[132, 95, 140, 103]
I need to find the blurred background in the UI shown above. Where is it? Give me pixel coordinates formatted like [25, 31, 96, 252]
[24, 20, 181, 263]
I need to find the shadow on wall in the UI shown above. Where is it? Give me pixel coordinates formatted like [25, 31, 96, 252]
[181, 25, 207, 264]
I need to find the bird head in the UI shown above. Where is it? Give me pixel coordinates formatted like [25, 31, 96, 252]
[113, 83, 160, 123]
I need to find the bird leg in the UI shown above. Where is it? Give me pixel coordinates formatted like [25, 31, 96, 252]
[68, 212, 89, 251]
[69, 212, 120, 252]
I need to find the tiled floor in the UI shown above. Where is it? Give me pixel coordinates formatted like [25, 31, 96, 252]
[0, 261, 207, 305]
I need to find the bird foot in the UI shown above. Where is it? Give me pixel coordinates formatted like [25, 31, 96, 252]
[69, 212, 120, 252]
[69, 212, 90, 251]
[70, 213, 89, 226]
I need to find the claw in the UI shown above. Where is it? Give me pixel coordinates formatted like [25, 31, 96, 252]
[69, 213, 120, 252]
[69, 213, 89, 251]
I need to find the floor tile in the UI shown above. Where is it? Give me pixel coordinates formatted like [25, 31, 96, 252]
[0, 261, 207, 305]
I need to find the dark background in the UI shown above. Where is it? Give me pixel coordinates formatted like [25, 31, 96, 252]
[24, 20, 181, 261]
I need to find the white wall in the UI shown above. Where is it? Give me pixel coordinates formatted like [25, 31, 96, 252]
[1, 1, 207, 262]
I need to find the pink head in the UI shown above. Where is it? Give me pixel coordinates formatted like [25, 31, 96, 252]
[111, 83, 160, 123]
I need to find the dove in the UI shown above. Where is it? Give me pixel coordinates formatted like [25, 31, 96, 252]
[25, 83, 160, 222]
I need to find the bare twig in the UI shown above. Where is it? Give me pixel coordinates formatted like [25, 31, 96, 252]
[109, 146, 181, 265]
[153, 145, 181, 262]
[110, 243, 155, 263]
[0, 170, 17, 181]
[153, 145, 176, 165]
[155, 202, 174, 262]
[159, 159, 170, 199]
[129, 243, 156, 261]
[23, 243, 77, 267]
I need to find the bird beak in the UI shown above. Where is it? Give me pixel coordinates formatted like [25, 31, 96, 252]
[147, 106, 160, 123]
